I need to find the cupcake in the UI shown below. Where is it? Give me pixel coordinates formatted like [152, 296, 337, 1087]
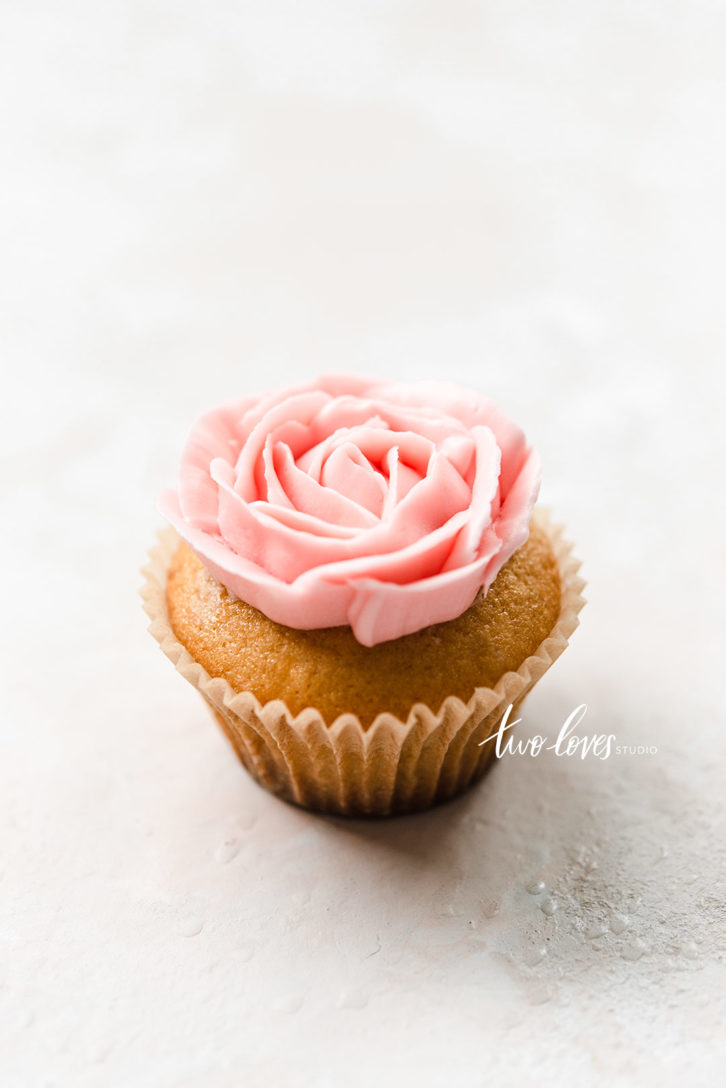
[142, 374, 584, 816]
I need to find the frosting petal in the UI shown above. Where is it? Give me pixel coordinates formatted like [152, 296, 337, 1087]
[159, 374, 541, 645]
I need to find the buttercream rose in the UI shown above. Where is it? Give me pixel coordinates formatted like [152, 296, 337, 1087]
[159, 374, 541, 646]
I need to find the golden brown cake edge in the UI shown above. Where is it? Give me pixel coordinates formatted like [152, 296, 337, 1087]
[165, 519, 562, 729]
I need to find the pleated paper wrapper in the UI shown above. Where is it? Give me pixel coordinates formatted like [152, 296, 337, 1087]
[141, 510, 585, 817]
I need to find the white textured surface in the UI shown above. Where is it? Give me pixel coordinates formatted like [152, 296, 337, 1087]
[2, 3, 725, 1086]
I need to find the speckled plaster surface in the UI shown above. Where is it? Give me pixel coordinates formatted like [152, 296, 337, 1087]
[2, 2, 725, 1086]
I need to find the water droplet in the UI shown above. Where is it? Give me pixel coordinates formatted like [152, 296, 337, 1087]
[586, 922, 608, 940]
[178, 914, 203, 938]
[527, 881, 546, 895]
[274, 993, 303, 1014]
[337, 986, 369, 1010]
[214, 838, 240, 864]
[622, 939, 647, 961]
[540, 896, 558, 917]
[523, 945, 548, 966]
[609, 912, 629, 934]
[679, 941, 699, 960]
[526, 982, 553, 1005]
[236, 811, 256, 831]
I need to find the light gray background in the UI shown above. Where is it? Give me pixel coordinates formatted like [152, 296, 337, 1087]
[2, 2, 725, 1086]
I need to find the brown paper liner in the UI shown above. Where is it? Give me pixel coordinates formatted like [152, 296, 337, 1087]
[140, 510, 585, 817]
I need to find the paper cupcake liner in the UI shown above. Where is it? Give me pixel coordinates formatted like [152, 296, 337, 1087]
[140, 510, 585, 817]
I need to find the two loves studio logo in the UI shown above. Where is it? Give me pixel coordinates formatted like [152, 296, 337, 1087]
[479, 703, 658, 760]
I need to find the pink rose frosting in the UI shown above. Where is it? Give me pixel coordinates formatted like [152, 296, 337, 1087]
[159, 374, 541, 646]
